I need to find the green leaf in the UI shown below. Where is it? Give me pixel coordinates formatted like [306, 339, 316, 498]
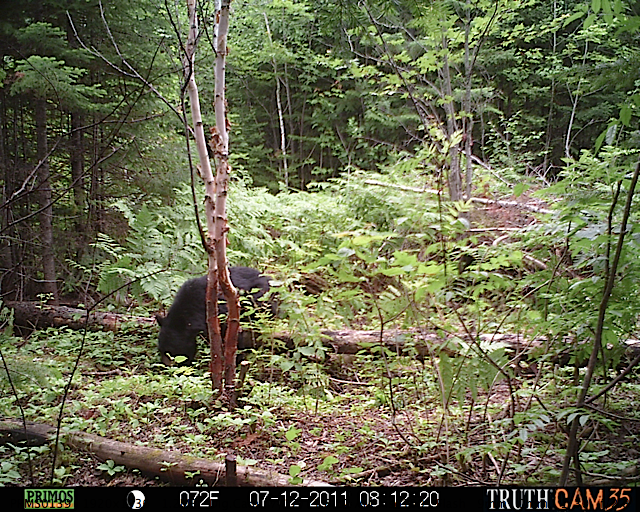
[513, 183, 529, 198]
[392, 251, 417, 267]
[285, 426, 301, 441]
[352, 235, 373, 246]
[336, 247, 355, 258]
[416, 263, 441, 276]
[583, 14, 596, 28]
[317, 455, 339, 471]
[605, 123, 618, 145]
[620, 104, 632, 126]
[341, 467, 365, 475]
[613, 0, 623, 14]
[595, 129, 607, 153]
[298, 346, 317, 357]
[337, 269, 362, 283]
[427, 278, 445, 293]
[379, 267, 408, 276]
[519, 429, 529, 443]
[592, 0, 601, 13]
[564, 11, 586, 27]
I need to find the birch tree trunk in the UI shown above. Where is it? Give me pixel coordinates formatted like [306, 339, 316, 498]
[542, 0, 558, 173]
[264, 13, 288, 188]
[183, 0, 238, 397]
[212, 0, 240, 398]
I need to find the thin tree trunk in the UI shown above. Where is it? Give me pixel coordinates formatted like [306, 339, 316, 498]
[559, 158, 640, 484]
[2, 99, 26, 300]
[184, 0, 224, 393]
[542, 0, 558, 172]
[89, 113, 101, 234]
[565, 39, 589, 159]
[212, 0, 240, 398]
[440, 34, 461, 201]
[35, 98, 58, 304]
[67, 16, 86, 243]
[463, 0, 473, 200]
[70, 112, 86, 254]
[184, 0, 239, 398]
[263, 13, 288, 188]
[0, 89, 14, 298]
[298, 90, 307, 188]
[284, 61, 295, 180]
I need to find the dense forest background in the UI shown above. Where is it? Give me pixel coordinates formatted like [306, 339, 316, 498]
[0, 0, 639, 488]
[2, 0, 638, 302]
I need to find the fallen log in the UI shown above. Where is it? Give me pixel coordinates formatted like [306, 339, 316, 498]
[363, 179, 553, 214]
[0, 419, 329, 487]
[297, 329, 540, 359]
[3, 300, 538, 358]
[6, 301, 155, 332]
[7, 302, 637, 365]
[5, 301, 530, 354]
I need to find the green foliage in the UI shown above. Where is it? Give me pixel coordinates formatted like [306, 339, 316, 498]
[95, 190, 206, 302]
[7, 23, 103, 109]
[0, 457, 22, 485]
[439, 339, 510, 406]
[93, 179, 364, 305]
[0, 355, 61, 394]
[0, 304, 63, 396]
[11, 56, 105, 109]
[96, 459, 126, 477]
[2, 0, 640, 488]
[479, 0, 636, 171]
[227, 181, 357, 266]
[520, 147, 640, 365]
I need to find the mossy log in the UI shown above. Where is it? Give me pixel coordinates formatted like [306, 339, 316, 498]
[6, 301, 155, 332]
[0, 419, 329, 487]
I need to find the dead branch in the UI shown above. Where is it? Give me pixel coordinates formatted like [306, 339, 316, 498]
[364, 179, 553, 214]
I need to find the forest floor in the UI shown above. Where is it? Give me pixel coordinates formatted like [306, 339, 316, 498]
[7, 358, 640, 488]
[3, 200, 640, 487]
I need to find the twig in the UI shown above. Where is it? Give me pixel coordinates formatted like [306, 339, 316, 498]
[585, 352, 640, 405]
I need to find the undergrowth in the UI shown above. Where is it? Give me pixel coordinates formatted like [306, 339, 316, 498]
[2, 152, 640, 486]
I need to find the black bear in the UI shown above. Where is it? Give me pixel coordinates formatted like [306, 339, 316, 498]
[156, 266, 273, 365]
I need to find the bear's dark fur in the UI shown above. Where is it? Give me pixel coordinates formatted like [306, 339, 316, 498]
[156, 267, 272, 365]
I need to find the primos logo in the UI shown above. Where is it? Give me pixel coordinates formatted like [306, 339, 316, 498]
[24, 489, 74, 509]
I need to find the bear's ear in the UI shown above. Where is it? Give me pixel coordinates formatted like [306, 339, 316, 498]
[155, 313, 165, 326]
